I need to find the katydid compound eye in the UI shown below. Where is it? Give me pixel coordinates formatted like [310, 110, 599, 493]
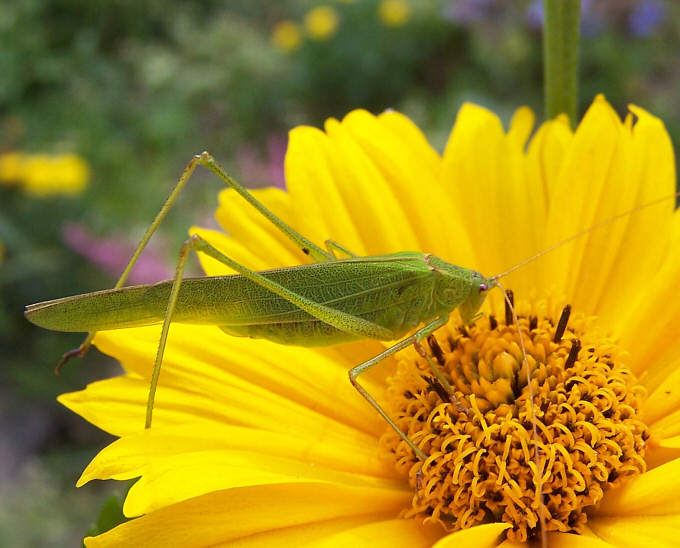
[479, 283, 489, 292]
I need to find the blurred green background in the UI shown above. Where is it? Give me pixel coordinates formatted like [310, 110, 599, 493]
[1, 1, 678, 545]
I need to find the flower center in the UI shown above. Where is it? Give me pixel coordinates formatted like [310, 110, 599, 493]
[379, 298, 650, 542]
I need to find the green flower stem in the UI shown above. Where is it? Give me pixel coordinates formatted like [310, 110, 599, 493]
[543, 0, 581, 126]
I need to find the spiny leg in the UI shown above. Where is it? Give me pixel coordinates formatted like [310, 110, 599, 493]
[413, 340, 455, 397]
[57, 151, 333, 372]
[348, 315, 450, 461]
[146, 233, 400, 427]
[412, 338, 472, 417]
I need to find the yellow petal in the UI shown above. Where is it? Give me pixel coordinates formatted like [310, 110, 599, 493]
[649, 408, 680, 444]
[376, 110, 441, 168]
[310, 518, 442, 547]
[544, 532, 617, 548]
[77, 424, 393, 488]
[219, 517, 440, 548]
[58, 376, 149, 437]
[526, 113, 572, 207]
[588, 515, 680, 548]
[64, 332, 389, 449]
[522, 113, 571, 291]
[541, 98, 630, 312]
[87, 325, 386, 437]
[205, 185, 309, 272]
[123, 450, 406, 516]
[597, 458, 680, 515]
[645, 435, 680, 470]
[189, 226, 273, 275]
[442, 103, 539, 292]
[507, 106, 535, 149]
[285, 124, 367, 254]
[214, 186, 297, 257]
[620, 211, 680, 379]
[431, 523, 511, 548]
[322, 112, 422, 254]
[338, 109, 475, 263]
[84, 483, 413, 548]
[642, 363, 680, 426]
[588, 104, 676, 329]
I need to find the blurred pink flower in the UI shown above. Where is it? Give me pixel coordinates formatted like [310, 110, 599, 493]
[235, 135, 287, 190]
[62, 223, 173, 285]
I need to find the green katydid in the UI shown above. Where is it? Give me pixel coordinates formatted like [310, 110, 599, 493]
[23, 151, 677, 463]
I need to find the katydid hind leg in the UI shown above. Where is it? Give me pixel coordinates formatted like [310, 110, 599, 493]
[56, 154, 207, 372]
[348, 315, 449, 461]
[199, 152, 332, 263]
[56, 152, 333, 372]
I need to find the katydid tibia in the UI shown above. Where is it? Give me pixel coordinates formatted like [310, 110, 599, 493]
[23, 151, 676, 463]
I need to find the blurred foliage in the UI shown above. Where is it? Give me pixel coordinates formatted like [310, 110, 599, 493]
[85, 484, 132, 542]
[1, 0, 679, 544]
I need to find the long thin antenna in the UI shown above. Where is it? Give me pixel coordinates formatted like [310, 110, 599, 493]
[491, 193, 678, 281]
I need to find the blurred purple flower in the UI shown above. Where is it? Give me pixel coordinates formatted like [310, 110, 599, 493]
[628, 0, 665, 37]
[526, 0, 605, 36]
[443, 0, 496, 25]
[267, 134, 287, 189]
[236, 134, 287, 190]
[62, 223, 173, 285]
[525, 0, 543, 31]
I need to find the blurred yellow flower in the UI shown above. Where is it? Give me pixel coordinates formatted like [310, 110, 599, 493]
[378, 0, 411, 27]
[0, 152, 24, 185]
[0, 152, 89, 197]
[304, 5, 340, 41]
[271, 19, 303, 53]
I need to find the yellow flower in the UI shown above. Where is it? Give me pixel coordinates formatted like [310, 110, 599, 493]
[0, 152, 89, 197]
[23, 153, 90, 197]
[0, 152, 24, 184]
[304, 5, 340, 41]
[62, 96, 680, 546]
[378, 0, 411, 27]
[271, 19, 303, 53]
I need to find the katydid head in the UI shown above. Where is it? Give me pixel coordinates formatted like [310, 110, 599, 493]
[427, 255, 495, 325]
[456, 272, 495, 325]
